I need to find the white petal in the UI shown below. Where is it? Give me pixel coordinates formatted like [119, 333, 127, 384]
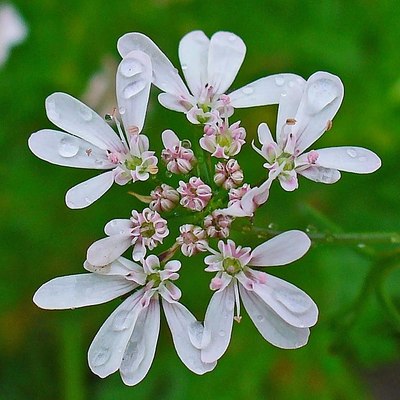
[178, 30, 210, 97]
[104, 219, 132, 236]
[120, 298, 160, 386]
[298, 166, 341, 184]
[249, 230, 311, 267]
[229, 74, 305, 108]
[207, 32, 246, 95]
[158, 93, 192, 112]
[45, 93, 123, 152]
[311, 147, 381, 173]
[257, 123, 274, 146]
[65, 170, 115, 209]
[28, 130, 113, 169]
[239, 285, 310, 349]
[163, 301, 216, 374]
[253, 274, 318, 328]
[88, 290, 144, 378]
[117, 33, 190, 97]
[87, 234, 132, 266]
[161, 129, 180, 149]
[116, 51, 152, 133]
[293, 72, 344, 153]
[84, 257, 143, 280]
[201, 285, 235, 363]
[33, 274, 134, 310]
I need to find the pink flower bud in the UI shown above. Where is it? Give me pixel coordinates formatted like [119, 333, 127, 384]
[204, 211, 233, 239]
[214, 159, 244, 189]
[149, 184, 179, 213]
[176, 224, 208, 257]
[177, 177, 212, 211]
[228, 183, 251, 206]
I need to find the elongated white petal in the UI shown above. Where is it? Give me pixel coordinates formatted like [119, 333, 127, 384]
[311, 147, 381, 173]
[116, 51, 152, 133]
[293, 72, 344, 153]
[163, 301, 216, 374]
[207, 32, 246, 95]
[87, 234, 132, 266]
[240, 285, 310, 349]
[104, 219, 132, 236]
[45, 93, 123, 152]
[28, 130, 113, 169]
[253, 274, 318, 328]
[298, 166, 341, 184]
[65, 170, 115, 209]
[257, 123, 274, 146]
[88, 291, 144, 378]
[179, 30, 210, 97]
[276, 76, 306, 144]
[120, 298, 160, 386]
[158, 92, 192, 112]
[201, 285, 235, 363]
[249, 230, 311, 267]
[229, 74, 305, 108]
[117, 33, 190, 97]
[33, 274, 134, 309]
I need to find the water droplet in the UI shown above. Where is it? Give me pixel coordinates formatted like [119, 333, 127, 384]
[104, 113, 113, 121]
[165, 171, 173, 178]
[58, 137, 79, 158]
[307, 78, 339, 114]
[123, 80, 146, 99]
[120, 58, 143, 77]
[281, 91, 287, 97]
[119, 106, 126, 115]
[91, 347, 111, 367]
[79, 106, 93, 121]
[268, 222, 278, 230]
[275, 76, 285, 86]
[357, 243, 366, 249]
[228, 34, 236, 41]
[305, 225, 317, 234]
[112, 310, 131, 331]
[188, 321, 204, 349]
[242, 87, 254, 95]
[257, 314, 264, 322]
[273, 289, 311, 313]
[181, 139, 191, 149]
[346, 149, 357, 158]
[181, 63, 188, 71]
[358, 156, 367, 162]
[288, 80, 295, 88]
[95, 159, 104, 166]
[84, 197, 91, 204]
[218, 330, 226, 337]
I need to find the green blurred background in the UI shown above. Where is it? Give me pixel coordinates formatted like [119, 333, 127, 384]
[1, 0, 400, 399]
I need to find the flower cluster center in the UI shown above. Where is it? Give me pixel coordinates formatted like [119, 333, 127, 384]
[222, 257, 242, 275]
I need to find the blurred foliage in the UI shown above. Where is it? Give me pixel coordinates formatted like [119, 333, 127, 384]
[1, 0, 399, 399]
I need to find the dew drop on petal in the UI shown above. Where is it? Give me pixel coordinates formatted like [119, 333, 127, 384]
[358, 156, 367, 162]
[120, 59, 143, 77]
[84, 197, 92, 204]
[288, 80, 295, 88]
[273, 288, 311, 313]
[242, 87, 254, 95]
[257, 314, 264, 322]
[123, 80, 146, 99]
[275, 76, 285, 86]
[181, 63, 188, 71]
[112, 310, 131, 331]
[79, 106, 93, 121]
[119, 106, 126, 115]
[91, 347, 111, 367]
[306, 78, 339, 113]
[228, 34, 236, 42]
[281, 91, 287, 97]
[58, 137, 79, 158]
[188, 321, 204, 349]
[346, 148, 358, 158]
[218, 330, 226, 337]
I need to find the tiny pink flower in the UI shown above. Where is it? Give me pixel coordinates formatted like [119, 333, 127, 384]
[177, 224, 208, 257]
[161, 129, 197, 174]
[200, 121, 246, 159]
[150, 184, 180, 213]
[203, 211, 233, 239]
[228, 183, 251, 206]
[214, 159, 243, 189]
[177, 177, 212, 211]
[86, 208, 169, 265]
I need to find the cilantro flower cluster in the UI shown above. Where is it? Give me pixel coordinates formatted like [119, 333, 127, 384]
[29, 30, 381, 386]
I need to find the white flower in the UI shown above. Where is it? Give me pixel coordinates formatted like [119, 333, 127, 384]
[87, 208, 169, 264]
[28, 50, 158, 208]
[200, 231, 318, 364]
[0, 4, 27, 66]
[117, 31, 301, 124]
[33, 255, 216, 385]
[252, 72, 381, 191]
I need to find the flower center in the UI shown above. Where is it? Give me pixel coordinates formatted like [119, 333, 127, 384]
[147, 272, 161, 287]
[125, 155, 142, 170]
[222, 257, 242, 275]
[140, 222, 155, 238]
[276, 152, 295, 171]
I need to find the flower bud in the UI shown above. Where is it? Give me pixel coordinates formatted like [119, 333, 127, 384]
[149, 184, 179, 213]
[177, 177, 212, 211]
[214, 159, 244, 190]
[176, 224, 208, 257]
